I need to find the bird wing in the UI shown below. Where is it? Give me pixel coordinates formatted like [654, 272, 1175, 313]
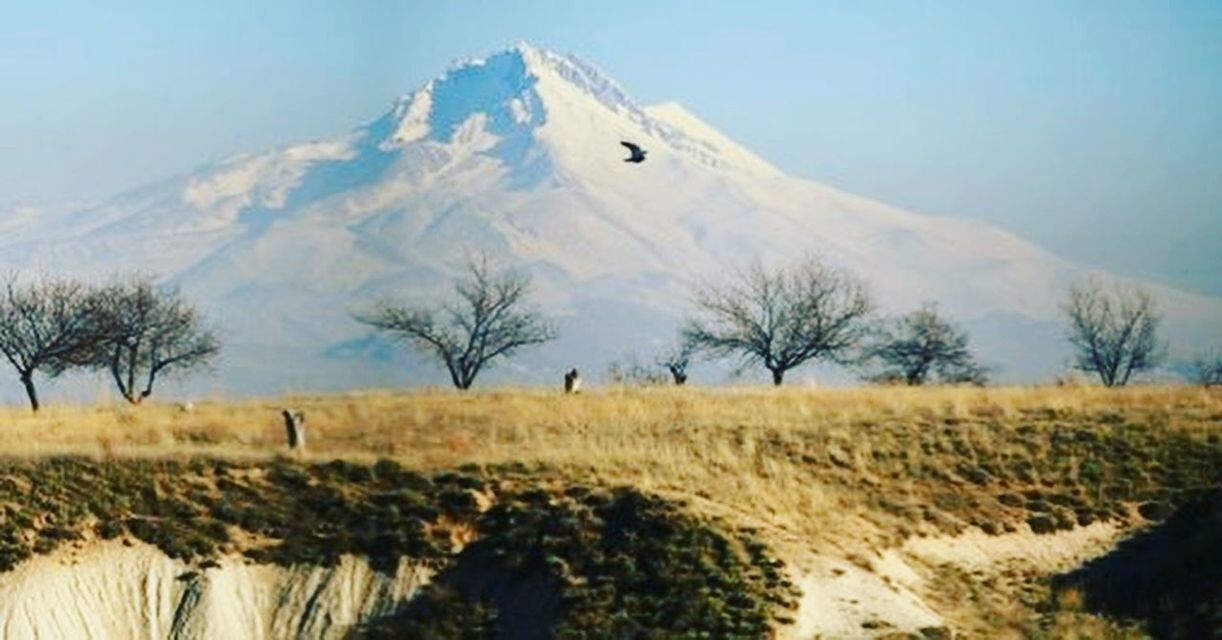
[620, 141, 641, 153]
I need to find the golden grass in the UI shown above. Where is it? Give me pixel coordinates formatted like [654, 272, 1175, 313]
[2, 384, 1218, 637]
[5, 384, 1216, 456]
[2, 385, 1218, 554]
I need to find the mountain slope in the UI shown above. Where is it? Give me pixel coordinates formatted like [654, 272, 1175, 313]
[2, 43, 1219, 395]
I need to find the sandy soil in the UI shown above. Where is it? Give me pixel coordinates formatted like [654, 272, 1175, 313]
[784, 521, 1131, 639]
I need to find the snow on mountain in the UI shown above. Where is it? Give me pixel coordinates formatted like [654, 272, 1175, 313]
[1, 42, 1219, 396]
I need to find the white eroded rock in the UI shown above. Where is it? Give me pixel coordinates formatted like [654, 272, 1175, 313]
[0, 540, 431, 640]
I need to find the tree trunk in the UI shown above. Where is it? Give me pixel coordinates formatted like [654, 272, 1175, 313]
[140, 367, 159, 403]
[126, 348, 138, 405]
[446, 363, 464, 390]
[1100, 358, 1119, 387]
[21, 373, 39, 412]
[771, 369, 784, 386]
[1117, 362, 1136, 387]
[458, 363, 478, 390]
[110, 361, 136, 403]
[1099, 370, 1117, 387]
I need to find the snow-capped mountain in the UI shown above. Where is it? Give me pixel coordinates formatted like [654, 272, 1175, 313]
[3, 43, 1220, 396]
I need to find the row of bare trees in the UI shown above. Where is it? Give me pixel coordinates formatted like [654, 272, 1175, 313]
[682, 265, 1179, 387]
[354, 256, 981, 389]
[680, 258, 990, 386]
[0, 275, 218, 410]
[0, 259, 1196, 406]
[356, 254, 1192, 390]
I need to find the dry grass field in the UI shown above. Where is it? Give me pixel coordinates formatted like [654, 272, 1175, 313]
[2, 384, 1219, 637]
[4, 385, 1218, 542]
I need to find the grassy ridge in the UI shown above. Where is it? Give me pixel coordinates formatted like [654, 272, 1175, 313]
[0, 457, 472, 571]
[358, 485, 796, 638]
[5, 386, 1216, 543]
[0, 457, 795, 637]
[1, 386, 1219, 636]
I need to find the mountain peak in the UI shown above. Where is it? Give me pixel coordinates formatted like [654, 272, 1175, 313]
[511, 42, 636, 111]
[379, 43, 782, 178]
[385, 43, 634, 148]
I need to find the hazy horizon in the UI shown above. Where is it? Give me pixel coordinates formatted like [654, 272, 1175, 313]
[1, 2, 1219, 297]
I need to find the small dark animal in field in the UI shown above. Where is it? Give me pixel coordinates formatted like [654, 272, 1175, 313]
[564, 368, 582, 394]
[282, 409, 306, 452]
[620, 141, 647, 163]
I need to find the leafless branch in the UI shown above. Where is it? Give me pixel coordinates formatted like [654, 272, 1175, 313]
[353, 256, 556, 390]
[0, 275, 105, 410]
[1063, 278, 1164, 387]
[85, 275, 220, 404]
[684, 256, 874, 385]
[859, 302, 988, 386]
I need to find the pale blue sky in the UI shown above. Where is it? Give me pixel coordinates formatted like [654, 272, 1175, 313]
[2, 1, 1219, 295]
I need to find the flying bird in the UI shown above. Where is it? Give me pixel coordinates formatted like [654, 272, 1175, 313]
[620, 141, 647, 163]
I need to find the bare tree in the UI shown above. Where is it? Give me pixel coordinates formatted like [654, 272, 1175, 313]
[684, 257, 874, 386]
[860, 303, 988, 386]
[354, 257, 556, 390]
[1063, 279, 1164, 387]
[0, 276, 103, 411]
[88, 276, 220, 404]
[657, 341, 695, 386]
[1188, 349, 1222, 387]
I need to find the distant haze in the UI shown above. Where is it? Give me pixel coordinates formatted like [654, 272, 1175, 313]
[1, 2, 1219, 296]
